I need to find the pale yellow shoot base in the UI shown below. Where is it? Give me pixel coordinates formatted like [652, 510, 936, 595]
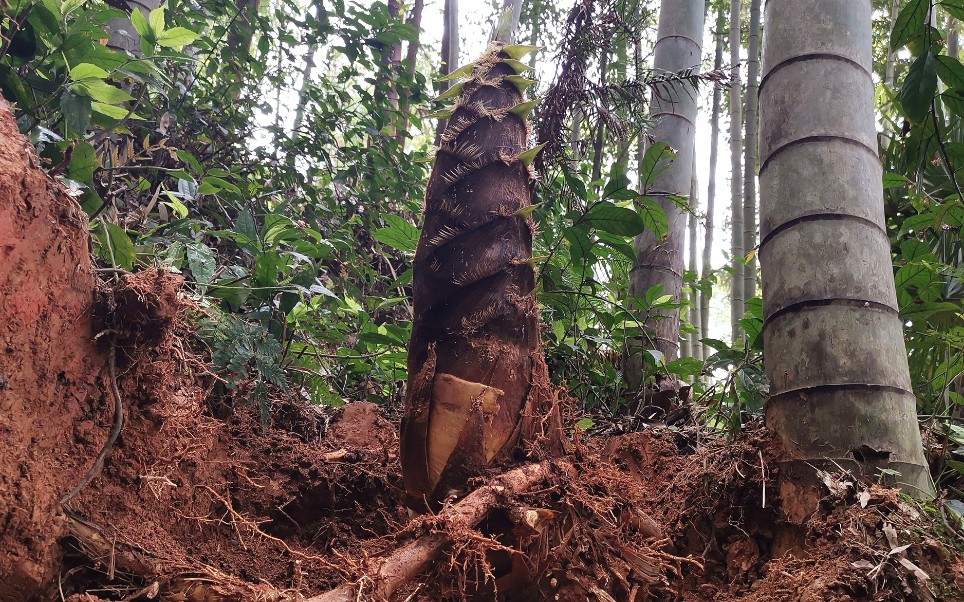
[427, 373, 504, 486]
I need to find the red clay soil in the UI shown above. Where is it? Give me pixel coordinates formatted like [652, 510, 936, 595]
[0, 98, 108, 599]
[2, 100, 964, 602]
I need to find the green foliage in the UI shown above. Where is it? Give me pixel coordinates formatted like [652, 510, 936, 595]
[884, 3, 964, 440]
[199, 308, 286, 395]
[2, 0, 428, 408]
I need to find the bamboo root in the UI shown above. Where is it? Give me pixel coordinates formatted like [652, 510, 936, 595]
[306, 461, 551, 602]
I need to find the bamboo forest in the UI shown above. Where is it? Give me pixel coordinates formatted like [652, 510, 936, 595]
[3, 0, 964, 600]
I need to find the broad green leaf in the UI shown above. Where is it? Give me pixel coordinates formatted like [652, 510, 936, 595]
[66, 141, 99, 184]
[595, 230, 636, 261]
[603, 167, 632, 200]
[426, 106, 456, 119]
[942, 1, 964, 22]
[236, 208, 259, 244]
[176, 149, 204, 174]
[575, 418, 594, 431]
[895, 262, 936, 290]
[667, 357, 703, 378]
[162, 195, 189, 219]
[936, 352, 964, 384]
[563, 226, 593, 266]
[901, 301, 960, 323]
[891, 0, 928, 51]
[40, 0, 62, 21]
[644, 284, 665, 306]
[148, 5, 165, 34]
[941, 88, 964, 118]
[185, 241, 216, 284]
[61, 0, 86, 14]
[900, 51, 937, 123]
[581, 202, 645, 237]
[639, 142, 674, 189]
[936, 54, 964, 89]
[60, 91, 91, 136]
[73, 80, 134, 104]
[935, 199, 964, 227]
[130, 6, 151, 38]
[97, 222, 136, 270]
[372, 215, 420, 253]
[69, 63, 109, 81]
[652, 294, 673, 306]
[157, 27, 200, 50]
[636, 196, 669, 239]
[91, 102, 130, 119]
[254, 250, 285, 287]
[882, 172, 909, 189]
[901, 239, 935, 262]
[197, 176, 241, 195]
[701, 338, 731, 352]
[740, 315, 763, 349]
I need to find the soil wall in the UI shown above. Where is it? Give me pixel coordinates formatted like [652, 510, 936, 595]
[0, 99, 108, 599]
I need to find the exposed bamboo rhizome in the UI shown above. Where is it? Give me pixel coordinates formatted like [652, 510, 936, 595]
[400, 42, 566, 503]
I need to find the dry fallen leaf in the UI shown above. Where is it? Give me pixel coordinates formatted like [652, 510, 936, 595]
[898, 557, 930, 581]
[884, 523, 899, 549]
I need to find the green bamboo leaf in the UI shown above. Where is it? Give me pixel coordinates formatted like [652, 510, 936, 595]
[500, 58, 534, 74]
[516, 143, 545, 166]
[510, 99, 540, 120]
[432, 81, 466, 102]
[438, 63, 474, 81]
[501, 44, 540, 60]
[427, 106, 456, 119]
[504, 75, 536, 94]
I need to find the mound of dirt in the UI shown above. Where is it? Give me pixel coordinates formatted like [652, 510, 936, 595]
[0, 98, 107, 600]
